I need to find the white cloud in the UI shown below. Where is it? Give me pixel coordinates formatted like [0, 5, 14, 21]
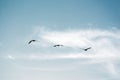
[3, 27, 120, 77]
[38, 28, 120, 57]
[33, 27, 119, 76]
[6, 28, 120, 61]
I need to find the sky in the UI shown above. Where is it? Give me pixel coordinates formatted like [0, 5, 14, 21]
[0, 0, 120, 80]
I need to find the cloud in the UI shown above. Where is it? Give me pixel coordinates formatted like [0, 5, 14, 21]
[38, 28, 120, 57]
[4, 27, 120, 77]
[7, 27, 120, 61]
[32, 27, 120, 76]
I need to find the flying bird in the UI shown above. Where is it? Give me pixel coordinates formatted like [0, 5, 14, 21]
[28, 40, 36, 44]
[83, 47, 91, 51]
[53, 44, 64, 47]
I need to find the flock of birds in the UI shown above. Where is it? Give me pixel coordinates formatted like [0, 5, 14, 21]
[28, 40, 91, 51]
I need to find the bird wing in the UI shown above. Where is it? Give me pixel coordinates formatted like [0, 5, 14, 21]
[28, 41, 32, 44]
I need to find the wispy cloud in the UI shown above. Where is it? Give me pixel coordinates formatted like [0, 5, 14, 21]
[7, 27, 120, 60]
[4, 27, 120, 77]
[38, 27, 120, 57]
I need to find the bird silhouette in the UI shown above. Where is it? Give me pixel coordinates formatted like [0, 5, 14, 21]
[28, 40, 36, 44]
[53, 44, 64, 47]
[83, 47, 91, 51]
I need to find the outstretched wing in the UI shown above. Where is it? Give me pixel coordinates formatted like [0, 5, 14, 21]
[28, 40, 36, 44]
[53, 44, 64, 47]
[28, 40, 32, 44]
[84, 47, 91, 51]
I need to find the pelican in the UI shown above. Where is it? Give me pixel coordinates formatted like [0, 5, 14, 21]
[83, 47, 91, 51]
[53, 44, 64, 47]
[28, 40, 36, 44]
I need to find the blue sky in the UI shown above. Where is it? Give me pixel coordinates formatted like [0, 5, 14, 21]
[0, 0, 120, 80]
